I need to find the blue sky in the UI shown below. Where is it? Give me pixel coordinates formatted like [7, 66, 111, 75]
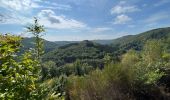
[0, 0, 170, 41]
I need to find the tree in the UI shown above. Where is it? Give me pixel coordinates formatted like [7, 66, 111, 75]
[26, 17, 45, 60]
[121, 50, 139, 67]
[26, 17, 46, 82]
[0, 34, 44, 99]
[142, 40, 163, 63]
[103, 53, 113, 68]
[0, 18, 47, 99]
[42, 61, 57, 80]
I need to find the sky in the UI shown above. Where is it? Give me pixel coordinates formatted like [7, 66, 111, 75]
[0, 0, 170, 41]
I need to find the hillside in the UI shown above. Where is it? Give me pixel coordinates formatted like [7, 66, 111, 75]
[111, 27, 170, 54]
[54, 41, 79, 46]
[42, 40, 116, 68]
[42, 27, 170, 68]
[21, 37, 59, 53]
[92, 39, 113, 45]
[22, 27, 170, 64]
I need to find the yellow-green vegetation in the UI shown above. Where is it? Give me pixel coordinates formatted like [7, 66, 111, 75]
[66, 40, 170, 100]
[0, 19, 62, 100]
[0, 34, 42, 99]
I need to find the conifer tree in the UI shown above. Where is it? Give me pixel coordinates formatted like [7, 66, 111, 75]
[26, 17, 45, 60]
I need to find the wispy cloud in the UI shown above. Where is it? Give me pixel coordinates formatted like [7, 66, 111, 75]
[0, 0, 74, 26]
[0, 0, 38, 24]
[43, 1, 72, 10]
[111, 5, 139, 14]
[0, 0, 41, 11]
[0, 12, 31, 25]
[37, 9, 86, 29]
[111, 1, 139, 25]
[111, 1, 140, 14]
[0, 0, 72, 12]
[113, 14, 132, 24]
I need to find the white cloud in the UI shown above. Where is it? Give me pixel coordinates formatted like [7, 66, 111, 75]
[113, 14, 132, 24]
[111, 5, 139, 14]
[0, 7, 83, 29]
[111, 2, 140, 14]
[0, 0, 41, 11]
[110, 1, 139, 25]
[0, 0, 38, 25]
[43, 1, 72, 10]
[37, 9, 86, 29]
[52, 4, 72, 10]
[0, 12, 31, 25]
[0, 0, 72, 12]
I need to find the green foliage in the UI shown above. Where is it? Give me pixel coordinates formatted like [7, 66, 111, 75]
[0, 34, 44, 99]
[42, 75, 67, 100]
[21, 37, 58, 54]
[43, 40, 115, 68]
[66, 40, 170, 100]
[41, 60, 94, 80]
[1, 22, 170, 100]
[142, 40, 162, 62]
[121, 50, 139, 66]
[0, 19, 48, 100]
[72, 60, 94, 76]
[26, 17, 45, 60]
[111, 27, 170, 56]
[42, 61, 57, 80]
[103, 53, 112, 64]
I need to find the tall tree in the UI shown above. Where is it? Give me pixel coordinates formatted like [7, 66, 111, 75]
[26, 17, 45, 60]
[0, 34, 44, 99]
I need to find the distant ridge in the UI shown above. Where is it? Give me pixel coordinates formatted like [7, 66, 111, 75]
[22, 27, 170, 54]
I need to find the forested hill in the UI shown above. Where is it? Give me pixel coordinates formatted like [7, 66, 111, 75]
[112, 27, 170, 46]
[41, 27, 170, 68]
[22, 27, 170, 59]
[110, 27, 170, 54]
[42, 40, 116, 67]
[21, 27, 170, 54]
[21, 37, 59, 53]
